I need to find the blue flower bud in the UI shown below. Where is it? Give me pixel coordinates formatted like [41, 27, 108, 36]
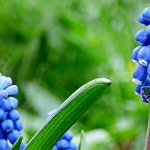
[3, 98, 18, 112]
[135, 30, 150, 45]
[0, 139, 9, 150]
[57, 139, 69, 149]
[0, 109, 6, 121]
[7, 110, 20, 122]
[139, 13, 150, 26]
[142, 7, 150, 21]
[5, 85, 18, 96]
[62, 131, 74, 141]
[137, 46, 150, 66]
[7, 130, 21, 144]
[2, 77, 12, 89]
[132, 65, 147, 84]
[14, 120, 23, 131]
[19, 141, 26, 150]
[1, 120, 14, 133]
[8, 97, 18, 110]
[132, 46, 142, 64]
[69, 142, 78, 150]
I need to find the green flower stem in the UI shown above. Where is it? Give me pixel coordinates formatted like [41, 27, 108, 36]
[145, 107, 150, 150]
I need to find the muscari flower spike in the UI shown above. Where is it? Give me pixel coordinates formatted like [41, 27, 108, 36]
[132, 4, 150, 103]
[0, 73, 26, 150]
[47, 110, 78, 150]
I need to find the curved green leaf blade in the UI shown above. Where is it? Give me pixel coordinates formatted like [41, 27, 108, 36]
[24, 78, 111, 150]
[11, 135, 23, 150]
[78, 130, 87, 150]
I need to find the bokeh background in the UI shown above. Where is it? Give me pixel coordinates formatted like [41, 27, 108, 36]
[0, 0, 149, 149]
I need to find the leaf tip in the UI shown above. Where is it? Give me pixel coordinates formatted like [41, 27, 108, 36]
[108, 81, 111, 85]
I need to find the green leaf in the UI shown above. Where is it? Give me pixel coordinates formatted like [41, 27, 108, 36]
[78, 130, 87, 150]
[24, 78, 111, 150]
[11, 135, 23, 150]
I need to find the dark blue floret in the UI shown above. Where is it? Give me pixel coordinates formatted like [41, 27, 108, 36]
[137, 46, 150, 66]
[132, 64, 147, 85]
[139, 14, 150, 26]
[135, 30, 150, 46]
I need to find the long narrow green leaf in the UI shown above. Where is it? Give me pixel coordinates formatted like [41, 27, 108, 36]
[78, 130, 87, 150]
[24, 78, 111, 150]
[11, 135, 23, 150]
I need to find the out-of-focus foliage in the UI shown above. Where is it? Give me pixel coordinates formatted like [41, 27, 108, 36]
[0, 0, 149, 149]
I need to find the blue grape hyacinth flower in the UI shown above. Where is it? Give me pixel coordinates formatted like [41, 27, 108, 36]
[0, 73, 26, 150]
[47, 110, 78, 150]
[132, 4, 150, 103]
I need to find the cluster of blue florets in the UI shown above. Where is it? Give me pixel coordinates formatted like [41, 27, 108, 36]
[0, 73, 26, 150]
[47, 110, 78, 150]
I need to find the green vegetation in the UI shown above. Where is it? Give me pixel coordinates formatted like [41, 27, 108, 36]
[0, 0, 149, 149]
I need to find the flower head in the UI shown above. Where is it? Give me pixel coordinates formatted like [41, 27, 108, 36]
[0, 73, 26, 150]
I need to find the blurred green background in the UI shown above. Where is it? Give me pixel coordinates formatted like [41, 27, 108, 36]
[0, 0, 149, 149]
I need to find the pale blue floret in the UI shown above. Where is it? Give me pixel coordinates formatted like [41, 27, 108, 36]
[142, 7, 150, 21]
[1, 119, 14, 133]
[7, 110, 20, 122]
[57, 139, 69, 149]
[14, 120, 23, 131]
[0, 139, 10, 150]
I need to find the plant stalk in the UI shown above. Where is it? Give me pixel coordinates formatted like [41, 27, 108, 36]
[145, 107, 150, 150]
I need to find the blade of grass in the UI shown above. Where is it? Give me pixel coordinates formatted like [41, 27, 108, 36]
[24, 78, 111, 150]
[78, 130, 87, 150]
[11, 135, 23, 150]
